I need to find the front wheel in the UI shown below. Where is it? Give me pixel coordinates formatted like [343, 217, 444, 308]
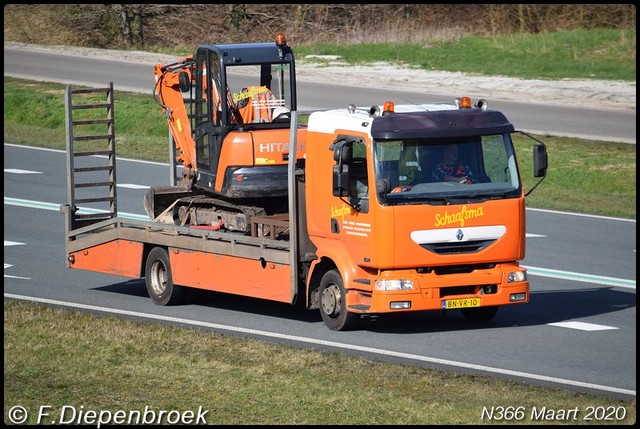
[145, 247, 187, 306]
[318, 270, 359, 331]
[460, 306, 499, 322]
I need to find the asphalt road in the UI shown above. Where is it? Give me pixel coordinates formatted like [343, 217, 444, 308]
[4, 144, 636, 401]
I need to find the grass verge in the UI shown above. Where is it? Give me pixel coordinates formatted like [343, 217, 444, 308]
[4, 301, 636, 424]
[295, 29, 636, 81]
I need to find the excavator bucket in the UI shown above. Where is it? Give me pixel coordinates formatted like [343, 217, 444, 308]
[143, 185, 202, 222]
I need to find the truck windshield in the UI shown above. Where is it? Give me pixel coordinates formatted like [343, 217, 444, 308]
[225, 63, 293, 124]
[373, 134, 522, 204]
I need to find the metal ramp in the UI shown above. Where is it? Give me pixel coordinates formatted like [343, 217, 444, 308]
[63, 82, 118, 232]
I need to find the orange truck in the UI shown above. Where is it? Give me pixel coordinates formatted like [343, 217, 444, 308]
[61, 35, 547, 331]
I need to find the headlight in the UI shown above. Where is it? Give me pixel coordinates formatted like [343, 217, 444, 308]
[374, 279, 414, 291]
[508, 271, 527, 283]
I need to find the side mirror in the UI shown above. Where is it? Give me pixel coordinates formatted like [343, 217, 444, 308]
[331, 140, 352, 197]
[333, 143, 352, 163]
[517, 131, 549, 197]
[333, 164, 350, 197]
[533, 143, 548, 178]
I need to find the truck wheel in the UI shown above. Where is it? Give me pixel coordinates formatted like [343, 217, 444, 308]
[145, 247, 186, 306]
[460, 306, 498, 322]
[319, 270, 358, 331]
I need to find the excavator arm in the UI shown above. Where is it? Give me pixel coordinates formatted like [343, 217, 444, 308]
[153, 57, 197, 185]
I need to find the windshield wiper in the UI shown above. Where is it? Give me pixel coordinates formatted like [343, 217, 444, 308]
[398, 194, 451, 205]
[466, 191, 510, 199]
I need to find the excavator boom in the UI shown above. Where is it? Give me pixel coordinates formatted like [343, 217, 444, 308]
[153, 57, 196, 178]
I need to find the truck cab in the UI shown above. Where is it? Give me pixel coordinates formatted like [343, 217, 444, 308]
[304, 98, 547, 329]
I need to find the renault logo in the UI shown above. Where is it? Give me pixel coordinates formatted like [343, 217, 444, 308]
[456, 229, 464, 241]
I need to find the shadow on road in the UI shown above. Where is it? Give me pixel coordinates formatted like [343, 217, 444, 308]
[93, 280, 635, 334]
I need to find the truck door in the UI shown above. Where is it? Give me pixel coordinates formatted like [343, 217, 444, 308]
[330, 135, 379, 265]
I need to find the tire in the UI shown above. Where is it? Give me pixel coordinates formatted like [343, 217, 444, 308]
[145, 247, 187, 306]
[318, 270, 358, 331]
[460, 305, 499, 322]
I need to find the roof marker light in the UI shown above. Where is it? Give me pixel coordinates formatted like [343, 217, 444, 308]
[458, 96, 472, 109]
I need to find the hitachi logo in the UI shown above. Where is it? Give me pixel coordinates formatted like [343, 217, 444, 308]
[259, 142, 289, 153]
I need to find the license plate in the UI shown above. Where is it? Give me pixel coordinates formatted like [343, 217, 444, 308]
[442, 298, 480, 309]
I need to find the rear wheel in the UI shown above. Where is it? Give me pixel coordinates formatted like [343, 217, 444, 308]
[145, 247, 187, 306]
[460, 306, 499, 322]
[319, 270, 358, 331]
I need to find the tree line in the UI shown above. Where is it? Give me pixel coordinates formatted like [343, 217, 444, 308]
[4, 4, 636, 50]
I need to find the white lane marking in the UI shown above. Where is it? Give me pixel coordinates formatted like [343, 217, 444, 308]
[4, 168, 42, 174]
[4, 264, 30, 280]
[118, 184, 150, 189]
[5, 240, 25, 246]
[548, 321, 618, 331]
[3, 293, 636, 399]
[526, 207, 636, 223]
[4, 197, 148, 221]
[5, 241, 29, 279]
[524, 265, 635, 290]
[4, 143, 172, 167]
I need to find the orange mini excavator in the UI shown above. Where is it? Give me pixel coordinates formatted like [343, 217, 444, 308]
[146, 33, 305, 232]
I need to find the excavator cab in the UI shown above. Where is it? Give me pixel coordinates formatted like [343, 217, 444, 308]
[196, 34, 295, 125]
[189, 35, 297, 198]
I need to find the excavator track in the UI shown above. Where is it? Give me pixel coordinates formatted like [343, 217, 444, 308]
[171, 195, 267, 233]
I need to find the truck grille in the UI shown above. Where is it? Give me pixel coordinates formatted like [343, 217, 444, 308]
[420, 239, 495, 254]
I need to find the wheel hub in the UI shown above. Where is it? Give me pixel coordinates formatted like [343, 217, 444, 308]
[321, 284, 341, 316]
[150, 260, 167, 295]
